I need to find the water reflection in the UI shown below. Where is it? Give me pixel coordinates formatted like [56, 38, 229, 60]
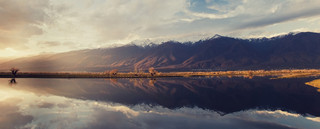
[0, 77, 319, 129]
[8, 77, 320, 116]
[9, 78, 17, 86]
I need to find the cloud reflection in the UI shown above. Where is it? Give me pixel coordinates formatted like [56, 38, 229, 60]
[0, 98, 33, 129]
[0, 84, 319, 129]
[7, 78, 320, 117]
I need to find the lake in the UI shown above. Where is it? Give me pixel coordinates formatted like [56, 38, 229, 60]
[1, 77, 320, 129]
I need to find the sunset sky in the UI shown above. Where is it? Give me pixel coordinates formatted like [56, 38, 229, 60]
[1, 0, 320, 57]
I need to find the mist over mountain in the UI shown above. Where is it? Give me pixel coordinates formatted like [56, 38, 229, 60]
[1, 32, 320, 72]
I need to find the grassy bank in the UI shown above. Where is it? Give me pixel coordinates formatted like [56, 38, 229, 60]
[306, 79, 320, 92]
[1, 69, 320, 78]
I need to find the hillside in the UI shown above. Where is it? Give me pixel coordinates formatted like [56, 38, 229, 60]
[1, 32, 320, 72]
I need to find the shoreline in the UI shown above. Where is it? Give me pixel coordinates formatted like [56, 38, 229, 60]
[1, 69, 320, 79]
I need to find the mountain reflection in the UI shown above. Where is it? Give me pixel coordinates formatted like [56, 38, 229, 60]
[9, 77, 320, 117]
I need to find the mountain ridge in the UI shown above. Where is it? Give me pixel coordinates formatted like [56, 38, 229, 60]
[1, 32, 320, 72]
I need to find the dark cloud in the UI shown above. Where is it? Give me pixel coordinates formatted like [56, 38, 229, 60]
[57, 102, 70, 108]
[0, 98, 34, 129]
[38, 41, 61, 48]
[36, 102, 56, 109]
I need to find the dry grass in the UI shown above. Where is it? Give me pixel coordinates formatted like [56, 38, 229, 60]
[305, 79, 320, 92]
[0, 69, 319, 78]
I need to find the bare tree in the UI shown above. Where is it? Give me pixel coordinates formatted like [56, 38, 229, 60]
[148, 67, 158, 76]
[9, 78, 17, 86]
[10, 78, 16, 84]
[110, 69, 118, 76]
[10, 68, 19, 77]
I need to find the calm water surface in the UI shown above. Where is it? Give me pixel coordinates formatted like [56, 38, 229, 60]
[1, 77, 320, 129]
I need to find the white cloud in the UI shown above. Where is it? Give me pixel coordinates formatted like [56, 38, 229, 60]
[2, 0, 320, 57]
[0, 0, 50, 49]
[46, 0, 187, 43]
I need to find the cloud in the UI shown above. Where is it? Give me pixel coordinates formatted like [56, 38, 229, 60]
[82, 107, 139, 129]
[0, 84, 315, 129]
[38, 41, 61, 48]
[0, 0, 50, 49]
[65, 0, 187, 40]
[80, 106, 299, 129]
[0, 98, 34, 129]
[36, 102, 56, 108]
[232, 0, 320, 30]
[233, 118, 297, 129]
[2, 0, 320, 56]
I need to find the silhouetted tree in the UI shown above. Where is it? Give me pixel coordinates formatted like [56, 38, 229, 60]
[149, 67, 158, 76]
[10, 68, 19, 77]
[110, 69, 118, 75]
[9, 78, 17, 86]
[149, 78, 157, 86]
[10, 78, 16, 84]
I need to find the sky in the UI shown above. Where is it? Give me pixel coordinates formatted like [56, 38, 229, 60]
[1, 0, 320, 57]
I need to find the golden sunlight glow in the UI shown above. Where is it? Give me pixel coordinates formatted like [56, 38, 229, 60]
[0, 90, 14, 101]
[305, 79, 320, 92]
[255, 110, 300, 117]
[306, 117, 320, 123]
[0, 48, 20, 57]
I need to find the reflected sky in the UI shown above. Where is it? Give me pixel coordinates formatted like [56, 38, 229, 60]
[1, 77, 320, 129]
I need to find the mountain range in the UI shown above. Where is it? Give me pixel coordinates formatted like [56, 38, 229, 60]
[1, 32, 320, 72]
